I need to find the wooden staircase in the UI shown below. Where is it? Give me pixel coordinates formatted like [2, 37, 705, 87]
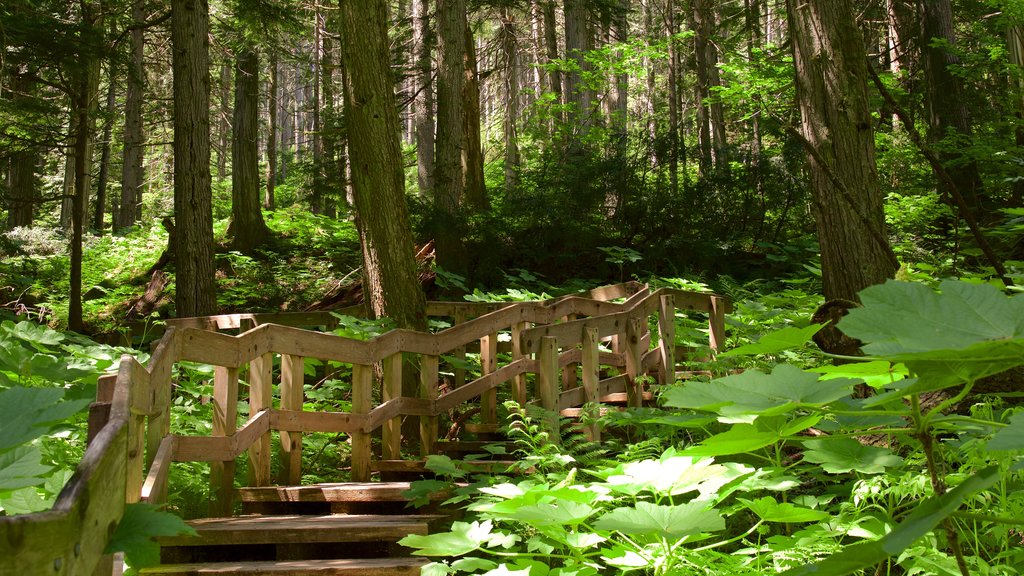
[141, 482, 450, 575]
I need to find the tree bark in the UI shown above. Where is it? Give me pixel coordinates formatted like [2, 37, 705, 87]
[412, 0, 434, 197]
[118, 0, 145, 229]
[462, 20, 487, 212]
[5, 72, 37, 229]
[216, 61, 231, 182]
[93, 71, 116, 234]
[229, 47, 269, 254]
[787, 0, 898, 302]
[434, 0, 466, 274]
[338, 0, 427, 330]
[171, 0, 217, 317]
[500, 7, 520, 192]
[266, 51, 278, 210]
[564, 0, 592, 135]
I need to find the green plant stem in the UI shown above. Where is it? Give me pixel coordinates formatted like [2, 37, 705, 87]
[923, 380, 976, 426]
[932, 415, 1007, 428]
[950, 511, 1024, 525]
[692, 520, 764, 552]
[911, 394, 972, 576]
[809, 406, 912, 418]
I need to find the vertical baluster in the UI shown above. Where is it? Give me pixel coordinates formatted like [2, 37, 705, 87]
[511, 321, 528, 405]
[453, 309, 468, 389]
[625, 317, 644, 408]
[247, 352, 273, 486]
[480, 332, 498, 427]
[538, 335, 560, 440]
[211, 366, 239, 516]
[420, 354, 440, 456]
[709, 295, 726, 354]
[382, 353, 403, 460]
[279, 354, 304, 485]
[581, 327, 601, 442]
[658, 294, 676, 385]
[561, 314, 579, 391]
[351, 363, 373, 482]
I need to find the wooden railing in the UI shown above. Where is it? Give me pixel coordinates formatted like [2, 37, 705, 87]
[0, 283, 728, 575]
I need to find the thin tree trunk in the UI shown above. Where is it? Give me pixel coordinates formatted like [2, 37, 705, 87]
[337, 0, 427, 330]
[542, 0, 562, 125]
[787, 0, 898, 302]
[666, 0, 680, 195]
[322, 12, 339, 216]
[171, 0, 217, 317]
[311, 8, 325, 215]
[119, 0, 145, 229]
[217, 61, 231, 182]
[229, 47, 269, 254]
[93, 71, 116, 234]
[412, 0, 434, 197]
[462, 20, 487, 212]
[6, 73, 38, 229]
[500, 8, 520, 192]
[564, 0, 592, 136]
[266, 52, 278, 210]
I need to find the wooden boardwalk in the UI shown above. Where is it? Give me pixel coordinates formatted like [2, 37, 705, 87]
[0, 283, 728, 575]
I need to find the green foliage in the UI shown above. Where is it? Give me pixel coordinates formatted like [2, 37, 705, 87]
[105, 503, 197, 573]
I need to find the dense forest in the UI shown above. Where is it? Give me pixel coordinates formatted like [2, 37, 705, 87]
[3, 0, 1024, 575]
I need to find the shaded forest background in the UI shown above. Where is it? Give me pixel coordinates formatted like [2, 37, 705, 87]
[1, 0, 1023, 330]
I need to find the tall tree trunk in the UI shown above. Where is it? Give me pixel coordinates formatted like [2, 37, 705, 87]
[321, 12, 340, 216]
[787, 0, 898, 302]
[171, 0, 217, 317]
[118, 0, 145, 229]
[462, 20, 487, 212]
[266, 51, 278, 210]
[60, 119, 76, 234]
[690, 0, 727, 175]
[229, 47, 269, 254]
[1008, 23, 1024, 206]
[311, 8, 325, 215]
[337, 0, 427, 330]
[217, 61, 231, 182]
[500, 8, 520, 192]
[412, 0, 434, 197]
[919, 0, 985, 211]
[564, 0, 592, 135]
[6, 72, 38, 229]
[93, 70, 116, 234]
[666, 0, 680, 195]
[434, 0, 466, 274]
[541, 0, 562, 125]
[69, 0, 101, 332]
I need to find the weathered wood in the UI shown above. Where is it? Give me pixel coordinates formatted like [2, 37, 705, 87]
[140, 558, 429, 575]
[419, 354, 440, 456]
[248, 352, 273, 486]
[434, 359, 534, 413]
[158, 514, 439, 547]
[210, 366, 239, 517]
[624, 317, 644, 408]
[511, 321, 528, 405]
[363, 397, 433, 433]
[382, 353, 403, 460]
[709, 295, 726, 353]
[146, 328, 179, 475]
[141, 435, 176, 505]
[280, 355, 304, 485]
[538, 336, 560, 438]
[452, 309, 468, 389]
[270, 409, 364, 434]
[237, 482, 453, 503]
[0, 419, 127, 576]
[350, 364, 373, 482]
[581, 326, 600, 440]
[479, 332, 498, 427]
[658, 294, 676, 384]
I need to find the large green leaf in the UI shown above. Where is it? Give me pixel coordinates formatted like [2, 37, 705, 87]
[682, 424, 780, 457]
[838, 280, 1024, 385]
[0, 445, 53, 491]
[987, 412, 1024, 451]
[779, 466, 1000, 576]
[1, 320, 65, 350]
[597, 455, 726, 497]
[105, 503, 197, 569]
[662, 364, 857, 418]
[505, 499, 597, 526]
[593, 500, 724, 539]
[740, 496, 829, 523]
[801, 438, 903, 474]
[720, 324, 824, 357]
[401, 520, 496, 556]
[0, 387, 91, 453]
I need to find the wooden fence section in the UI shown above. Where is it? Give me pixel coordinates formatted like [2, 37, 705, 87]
[0, 283, 728, 575]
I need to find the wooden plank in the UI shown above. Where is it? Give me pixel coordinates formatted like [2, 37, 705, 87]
[350, 364, 373, 482]
[210, 366, 239, 517]
[451, 309, 468, 389]
[641, 348, 662, 374]
[419, 355, 440, 456]
[140, 558, 428, 575]
[479, 333, 498, 427]
[434, 359, 533, 413]
[267, 324, 374, 366]
[158, 514, 439, 547]
[658, 294, 676, 385]
[270, 408, 364, 434]
[174, 435, 235, 463]
[0, 419, 128, 576]
[248, 352, 273, 486]
[624, 317, 644, 408]
[382, 353, 402, 460]
[363, 397, 433, 433]
[237, 482, 455, 503]
[178, 328, 243, 368]
[538, 336, 559, 438]
[279, 355, 304, 485]
[709, 295, 727, 353]
[581, 326, 600, 441]
[141, 435, 176, 505]
[146, 327, 179, 474]
[511, 321, 528, 406]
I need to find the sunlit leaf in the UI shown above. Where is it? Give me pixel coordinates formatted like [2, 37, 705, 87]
[720, 324, 825, 357]
[682, 424, 780, 457]
[400, 520, 493, 556]
[594, 501, 724, 539]
[802, 438, 903, 474]
[740, 496, 829, 523]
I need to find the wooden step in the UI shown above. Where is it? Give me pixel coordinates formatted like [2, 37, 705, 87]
[237, 482, 451, 504]
[372, 459, 517, 475]
[433, 440, 515, 456]
[141, 557, 427, 575]
[158, 514, 443, 547]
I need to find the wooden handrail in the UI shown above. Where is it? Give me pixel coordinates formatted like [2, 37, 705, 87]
[0, 282, 728, 574]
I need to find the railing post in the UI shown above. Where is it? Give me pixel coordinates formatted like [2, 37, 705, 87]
[709, 295, 726, 354]
[382, 353, 403, 460]
[581, 327, 600, 442]
[211, 366, 239, 516]
[625, 317, 644, 408]
[279, 354, 304, 485]
[480, 332, 498, 427]
[511, 321, 528, 406]
[351, 363, 373, 482]
[538, 335, 560, 440]
[453, 309, 468, 389]
[658, 294, 676, 385]
[420, 354, 440, 456]
[561, 314, 578, 391]
[247, 352, 273, 486]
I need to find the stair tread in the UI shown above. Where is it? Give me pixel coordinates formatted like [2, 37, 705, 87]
[140, 557, 428, 575]
[237, 482, 454, 503]
[159, 514, 444, 547]
[371, 459, 515, 472]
